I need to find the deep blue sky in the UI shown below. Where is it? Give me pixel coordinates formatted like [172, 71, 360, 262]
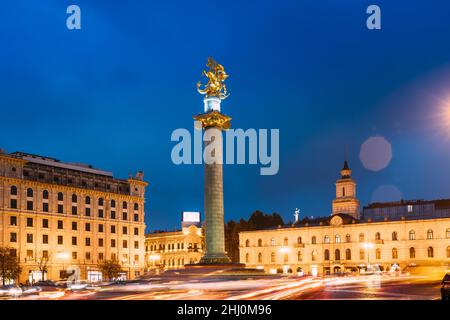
[2, 1, 450, 232]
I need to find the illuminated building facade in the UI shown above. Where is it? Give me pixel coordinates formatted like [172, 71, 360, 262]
[0, 150, 147, 283]
[239, 161, 450, 276]
[145, 224, 204, 270]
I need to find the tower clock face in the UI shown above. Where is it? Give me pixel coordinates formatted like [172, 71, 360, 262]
[330, 216, 343, 226]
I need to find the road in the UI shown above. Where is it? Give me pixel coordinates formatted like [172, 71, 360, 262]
[16, 273, 441, 300]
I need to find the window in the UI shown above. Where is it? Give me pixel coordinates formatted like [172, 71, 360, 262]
[10, 233, 17, 243]
[297, 237, 302, 244]
[324, 235, 330, 244]
[259, 252, 263, 263]
[85, 238, 91, 246]
[57, 204, 63, 214]
[407, 205, 413, 213]
[410, 247, 416, 259]
[110, 211, 116, 219]
[359, 233, 365, 242]
[375, 232, 381, 241]
[122, 201, 127, 209]
[10, 216, 17, 226]
[98, 253, 104, 261]
[134, 203, 139, 211]
[427, 229, 434, 240]
[85, 196, 91, 205]
[245, 253, 250, 263]
[111, 200, 116, 208]
[72, 237, 77, 246]
[359, 249, 365, 260]
[447, 246, 450, 258]
[111, 239, 116, 248]
[86, 252, 91, 260]
[57, 192, 64, 201]
[42, 235, 49, 244]
[271, 252, 275, 263]
[72, 252, 77, 260]
[123, 226, 128, 235]
[98, 198, 104, 206]
[122, 212, 128, 221]
[345, 249, 351, 260]
[311, 236, 317, 244]
[27, 233, 33, 243]
[27, 188, 33, 197]
[71, 206, 77, 215]
[43, 190, 49, 199]
[27, 217, 33, 227]
[324, 249, 330, 261]
[27, 201, 33, 211]
[284, 254, 288, 263]
[284, 237, 289, 246]
[57, 236, 63, 245]
[345, 234, 351, 243]
[342, 187, 345, 196]
[447, 229, 450, 239]
[134, 214, 139, 222]
[427, 246, 434, 258]
[42, 251, 49, 259]
[409, 230, 416, 240]
[110, 225, 115, 234]
[98, 224, 104, 233]
[43, 202, 49, 212]
[98, 209, 104, 218]
[311, 250, 317, 261]
[85, 223, 91, 231]
[85, 208, 91, 216]
[72, 194, 77, 203]
[335, 235, 341, 244]
[57, 220, 63, 229]
[11, 185, 18, 195]
[98, 239, 104, 247]
[392, 248, 398, 259]
[10, 199, 17, 209]
[72, 222, 77, 231]
[43, 219, 48, 228]
[134, 241, 139, 249]
[245, 239, 250, 247]
[270, 238, 275, 246]
[392, 232, 398, 241]
[297, 251, 302, 262]
[27, 250, 33, 260]
[376, 248, 381, 260]
[134, 228, 139, 236]
[335, 249, 340, 261]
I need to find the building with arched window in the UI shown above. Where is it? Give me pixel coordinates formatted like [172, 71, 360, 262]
[0, 150, 147, 283]
[239, 161, 450, 276]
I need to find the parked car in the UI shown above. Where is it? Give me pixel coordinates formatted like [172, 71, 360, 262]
[0, 285, 22, 298]
[33, 280, 63, 292]
[20, 285, 42, 296]
[441, 273, 450, 300]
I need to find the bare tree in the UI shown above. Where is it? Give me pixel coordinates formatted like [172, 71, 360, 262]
[0, 247, 22, 286]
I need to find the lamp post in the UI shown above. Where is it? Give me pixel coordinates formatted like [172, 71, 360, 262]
[362, 243, 374, 272]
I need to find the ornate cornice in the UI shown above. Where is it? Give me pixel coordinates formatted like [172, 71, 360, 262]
[193, 111, 231, 130]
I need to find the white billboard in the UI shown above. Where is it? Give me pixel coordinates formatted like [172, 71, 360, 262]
[182, 211, 201, 223]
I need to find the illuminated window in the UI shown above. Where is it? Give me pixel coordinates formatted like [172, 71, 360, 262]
[407, 205, 413, 213]
[284, 254, 288, 263]
[446, 229, 450, 239]
[376, 248, 381, 260]
[297, 237, 302, 244]
[311, 250, 317, 261]
[284, 237, 289, 246]
[359, 249, 365, 260]
[335, 235, 341, 244]
[271, 252, 275, 263]
[324, 235, 330, 244]
[427, 230, 434, 240]
[345, 234, 351, 243]
[409, 230, 416, 240]
[271, 238, 276, 246]
[392, 232, 398, 241]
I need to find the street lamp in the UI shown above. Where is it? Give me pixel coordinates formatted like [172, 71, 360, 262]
[362, 243, 374, 272]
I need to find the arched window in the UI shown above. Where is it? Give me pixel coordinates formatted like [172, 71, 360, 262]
[271, 252, 275, 262]
[258, 252, 263, 263]
[392, 248, 398, 259]
[122, 201, 128, 209]
[27, 188, 33, 197]
[359, 249, 365, 260]
[324, 249, 330, 261]
[271, 238, 276, 246]
[376, 248, 381, 260]
[85, 196, 91, 205]
[72, 194, 77, 203]
[446, 229, 450, 239]
[134, 203, 139, 211]
[245, 253, 250, 263]
[324, 235, 330, 244]
[297, 251, 302, 262]
[258, 239, 262, 247]
[335, 249, 340, 261]
[335, 235, 341, 244]
[245, 239, 250, 247]
[345, 234, 351, 243]
[345, 249, 351, 260]
[43, 190, 49, 199]
[284, 237, 289, 246]
[410, 247, 416, 259]
[10, 186, 18, 196]
[57, 192, 63, 201]
[111, 199, 116, 208]
[359, 233, 365, 242]
[409, 230, 416, 240]
[284, 254, 289, 263]
[427, 229, 434, 240]
[297, 236, 302, 244]
[98, 198, 104, 206]
[428, 246, 434, 258]
[375, 232, 381, 241]
[311, 236, 317, 244]
[447, 246, 450, 258]
[392, 232, 398, 241]
[311, 250, 317, 261]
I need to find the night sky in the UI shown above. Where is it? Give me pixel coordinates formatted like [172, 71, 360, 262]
[1, 1, 450, 232]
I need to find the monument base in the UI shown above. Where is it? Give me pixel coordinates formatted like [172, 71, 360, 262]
[199, 253, 232, 265]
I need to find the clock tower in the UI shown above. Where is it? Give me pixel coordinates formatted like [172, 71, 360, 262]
[331, 160, 360, 219]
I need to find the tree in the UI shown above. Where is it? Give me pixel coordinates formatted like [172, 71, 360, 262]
[0, 247, 22, 286]
[225, 211, 285, 263]
[37, 253, 50, 282]
[99, 260, 123, 281]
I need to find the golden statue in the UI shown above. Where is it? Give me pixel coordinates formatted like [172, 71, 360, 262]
[197, 57, 229, 100]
